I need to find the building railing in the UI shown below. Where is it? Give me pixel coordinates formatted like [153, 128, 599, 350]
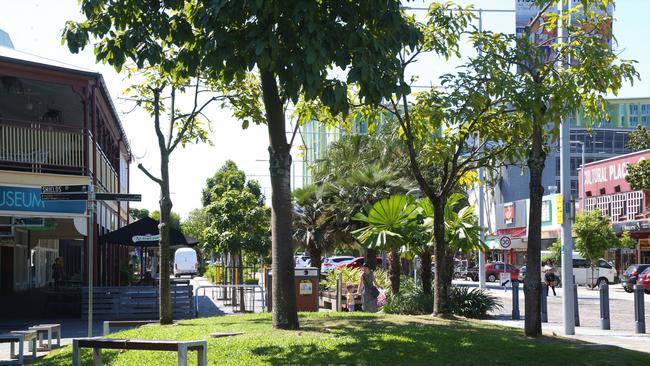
[584, 191, 645, 222]
[0, 118, 84, 174]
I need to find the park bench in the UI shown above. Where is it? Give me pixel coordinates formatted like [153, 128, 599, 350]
[0, 330, 37, 365]
[103, 320, 160, 335]
[28, 324, 61, 350]
[72, 338, 207, 366]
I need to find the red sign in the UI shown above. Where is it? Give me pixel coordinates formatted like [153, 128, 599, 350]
[578, 150, 650, 198]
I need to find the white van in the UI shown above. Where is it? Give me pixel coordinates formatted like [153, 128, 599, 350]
[544, 251, 617, 287]
[174, 248, 198, 278]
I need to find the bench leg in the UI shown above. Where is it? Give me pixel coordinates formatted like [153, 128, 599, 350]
[57, 327, 61, 347]
[177, 345, 188, 366]
[103, 321, 109, 336]
[93, 348, 102, 366]
[31, 337, 37, 358]
[18, 340, 24, 364]
[10, 340, 15, 359]
[197, 346, 207, 366]
[72, 340, 80, 366]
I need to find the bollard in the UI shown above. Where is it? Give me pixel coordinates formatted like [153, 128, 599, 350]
[634, 284, 646, 334]
[574, 284, 580, 326]
[599, 283, 610, 330]
[512, 281, 520, 320]
[335, 272, 343, 312]
[541, 283, 548, 323]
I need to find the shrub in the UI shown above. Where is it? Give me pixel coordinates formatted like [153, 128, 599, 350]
[205, 264, 217, 283]
[320, 267, 390, 291]
[383, 280, 501, 318]
[383, 278, 433, 315]
[448, 286, 502, 319]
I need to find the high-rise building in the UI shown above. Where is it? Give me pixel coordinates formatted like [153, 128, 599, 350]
[497, 98, 650, 204]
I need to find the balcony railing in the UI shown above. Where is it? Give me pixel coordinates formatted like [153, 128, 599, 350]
[0, 118, 84, 174]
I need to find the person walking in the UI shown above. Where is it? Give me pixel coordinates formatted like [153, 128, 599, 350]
[358, 262, 379, 313]
[543, 259, 558, 296]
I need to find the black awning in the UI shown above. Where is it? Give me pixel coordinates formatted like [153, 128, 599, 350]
[100, 216, 199, 247]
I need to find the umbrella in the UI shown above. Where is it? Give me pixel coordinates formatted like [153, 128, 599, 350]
[100, 216, 199, 247]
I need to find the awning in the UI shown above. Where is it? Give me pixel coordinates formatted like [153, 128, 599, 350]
[100, 216, 199, 247]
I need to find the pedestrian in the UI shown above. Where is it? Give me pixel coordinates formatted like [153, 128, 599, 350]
[52, 257, 64, 290]
[358, 262, 379, 313]
[543, 259, 558, 296]
[346, 284, 356, 312]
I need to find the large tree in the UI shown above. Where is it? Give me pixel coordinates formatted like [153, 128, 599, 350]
[626, 126, 650, 192]
[64, 0, 419, 330]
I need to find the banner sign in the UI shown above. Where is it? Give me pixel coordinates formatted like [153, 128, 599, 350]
[132, 234, 160, 242]
[0, 185, 86, 215]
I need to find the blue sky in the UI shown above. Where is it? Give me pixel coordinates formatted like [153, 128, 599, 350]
[0, 1, 648, 218]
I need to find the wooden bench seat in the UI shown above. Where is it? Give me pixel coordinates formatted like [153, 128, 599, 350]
[0, 330, 37, 365]
[28, 324, 61, 350]
[72, 337, 207, 366]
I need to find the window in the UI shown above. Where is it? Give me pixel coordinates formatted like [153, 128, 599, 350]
[630, 116, 638, 126]
[627, 191, 644, 220]
[598, 259, 612, 269]
[611, 193, 626, 222]
[631, 104, 639, 115]
[573, 259, 589, 268]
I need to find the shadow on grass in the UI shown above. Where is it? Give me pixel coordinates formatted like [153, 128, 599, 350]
[248, 315, 647, 366]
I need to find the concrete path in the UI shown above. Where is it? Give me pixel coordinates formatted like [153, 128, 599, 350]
[453, 279, 650, 353]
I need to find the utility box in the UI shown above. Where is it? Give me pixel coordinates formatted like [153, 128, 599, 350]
[266, 267, 319, 312]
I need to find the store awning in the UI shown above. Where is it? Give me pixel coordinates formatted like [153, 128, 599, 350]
[100, 216, 199, 247]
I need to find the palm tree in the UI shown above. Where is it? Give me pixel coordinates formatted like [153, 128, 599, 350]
[353, 195, 418, 294]
[292, 184, 334, 272]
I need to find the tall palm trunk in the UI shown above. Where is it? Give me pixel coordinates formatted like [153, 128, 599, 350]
[420, 246, 432, 294]
[261, 70, 299, 330]
[524, 120, 545, 337]
[389, 247, 401, 294]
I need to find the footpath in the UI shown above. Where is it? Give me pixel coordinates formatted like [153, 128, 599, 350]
[469, 280, 650, 353]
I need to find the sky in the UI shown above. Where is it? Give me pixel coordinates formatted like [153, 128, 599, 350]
[0, 0, 648, 220]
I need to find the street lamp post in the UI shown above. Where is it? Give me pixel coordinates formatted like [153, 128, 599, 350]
[570, 141, 586, 211]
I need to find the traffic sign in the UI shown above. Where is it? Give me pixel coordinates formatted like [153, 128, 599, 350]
[499, 236, 512, 249]
[500, 272, 511, 287]
[95, 193, 142, 202]
[41, 185, 89, 194]
[41, 193, 89, 201]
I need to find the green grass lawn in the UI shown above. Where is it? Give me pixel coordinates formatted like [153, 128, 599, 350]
[37, 312, 649, 365]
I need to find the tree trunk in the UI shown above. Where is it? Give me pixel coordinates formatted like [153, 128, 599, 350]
[524, 121, 545, 337]
[432, 197, 452, 316]
[238, 250, 245, 312]
[159, 152, 173, 325]
[389, 247, 401, 294]
[420, 246, 432, 295]
[261, 70, 299, 330]
[365, 248, 377, 270]
[306, 242, 322, 275]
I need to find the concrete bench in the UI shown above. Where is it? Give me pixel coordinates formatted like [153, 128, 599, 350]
[72, 338, 207, 366]
[103, 320, 160, 336]
[0, 330, 37, 365]
[28, 324, 61, 350]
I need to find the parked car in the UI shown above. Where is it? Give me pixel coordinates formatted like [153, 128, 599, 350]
[321, 256, 356, 273]
[173, 247, 198, 278]
[621, 264, 650, 293]
[555, 258, 618, 288]
[336, 257, 384, 270]
[294, 254, 311, 268]
[635, 267, 650, 294]
[468, 262, 519, 282]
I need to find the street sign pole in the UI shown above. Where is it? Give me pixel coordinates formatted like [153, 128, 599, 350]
[87, 185, 95, 337]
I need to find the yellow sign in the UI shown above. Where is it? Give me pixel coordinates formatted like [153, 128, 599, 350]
[555, 195, 563, 225]
[299, 280, 313, 295]
[640, 239, 650, 250]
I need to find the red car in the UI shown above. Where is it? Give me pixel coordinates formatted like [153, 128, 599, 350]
[335, 257, 384, 270]
[636, 267, 650, 294]
[483, 262, 519, 282]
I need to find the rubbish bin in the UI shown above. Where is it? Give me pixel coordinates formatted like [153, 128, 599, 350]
[295, 267, 319, 312]
[265, 267, 319, 312]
